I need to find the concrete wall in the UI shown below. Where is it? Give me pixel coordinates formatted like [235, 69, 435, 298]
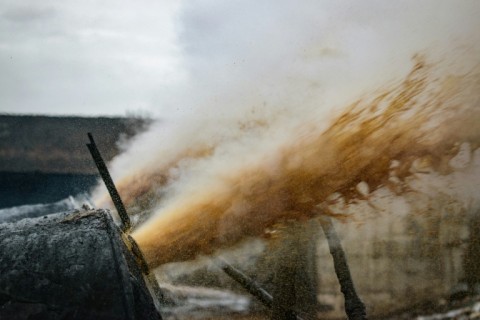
[316, 193, 473, 318]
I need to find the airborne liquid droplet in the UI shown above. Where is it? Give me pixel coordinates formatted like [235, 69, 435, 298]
[121, 59, 480, 268]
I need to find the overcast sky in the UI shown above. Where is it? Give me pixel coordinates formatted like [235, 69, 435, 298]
[0, 0, 183, 116]
[0, 1, 478, 117]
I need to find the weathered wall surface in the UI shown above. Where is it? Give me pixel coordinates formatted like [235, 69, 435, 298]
[316, 194, 474, 319]
[153, 201, 474, 319]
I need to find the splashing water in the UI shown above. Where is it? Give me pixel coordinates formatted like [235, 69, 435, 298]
[90, 1, 480, 269]
[94, 58, 479, 268]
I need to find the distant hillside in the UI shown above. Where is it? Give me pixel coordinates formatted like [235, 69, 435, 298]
[0, 115, 149, 174]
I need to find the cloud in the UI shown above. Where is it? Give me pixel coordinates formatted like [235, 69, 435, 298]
[2, 5, 56, 23]
[0, 1, 478, 116]
[0, 0, 183, 116]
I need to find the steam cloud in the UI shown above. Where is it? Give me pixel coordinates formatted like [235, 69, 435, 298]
[92, 1, 480, 268]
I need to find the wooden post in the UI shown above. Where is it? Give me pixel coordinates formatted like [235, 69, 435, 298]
[86, 132, 131, 232]
[217, 258, 273, 309]
[320, 217, 367, 320]
[217, 258, 305, 320]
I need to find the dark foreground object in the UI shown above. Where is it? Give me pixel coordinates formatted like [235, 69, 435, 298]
[217, 258, 273, 309]
[320, 217, 367, 320]
[0, 209, 161, 320]
[87, 133, 131, 231]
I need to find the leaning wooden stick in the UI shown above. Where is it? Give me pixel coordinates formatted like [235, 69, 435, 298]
[319, 216, 367, 320]
[86, 132, 131, 232]
[216, 258, 273, 309]
[216, 258, 304, 320]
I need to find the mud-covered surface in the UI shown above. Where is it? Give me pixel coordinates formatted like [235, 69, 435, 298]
[0, 209, 160, 320]
[384, 294, 480, 320]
